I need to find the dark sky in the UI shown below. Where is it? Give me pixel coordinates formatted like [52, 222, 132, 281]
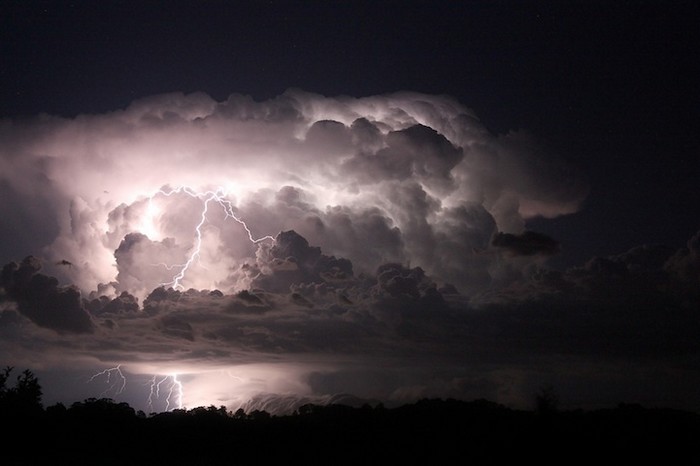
[1, 0, 699, 413]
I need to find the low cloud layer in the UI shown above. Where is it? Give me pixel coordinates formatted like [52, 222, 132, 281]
[2, 226, 699, 413]
[4, 90, 697, 414]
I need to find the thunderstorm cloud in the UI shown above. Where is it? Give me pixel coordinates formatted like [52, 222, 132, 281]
[0, 90, 588, 297]
[2, 90, 698, 413]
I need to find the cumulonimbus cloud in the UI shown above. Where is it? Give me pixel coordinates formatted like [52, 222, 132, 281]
[0, 90, 613, 413]
[0, 89, 588, 299]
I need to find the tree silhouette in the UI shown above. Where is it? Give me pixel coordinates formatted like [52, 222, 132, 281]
[1, 368, 700, 465]
[0, 366, 43, 417]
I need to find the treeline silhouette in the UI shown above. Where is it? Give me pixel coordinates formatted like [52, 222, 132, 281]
[3, 368, 700, 465]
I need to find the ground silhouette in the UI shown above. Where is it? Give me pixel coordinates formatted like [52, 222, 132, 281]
[3, 369, 700, 465]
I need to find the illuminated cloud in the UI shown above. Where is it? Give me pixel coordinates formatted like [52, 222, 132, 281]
[1, 226, 700, 413]
[0, 90, 588, 300]
[0, 90, 610, 412]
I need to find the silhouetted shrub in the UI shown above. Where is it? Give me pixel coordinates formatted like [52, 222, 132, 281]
[0, 366, 43, 417]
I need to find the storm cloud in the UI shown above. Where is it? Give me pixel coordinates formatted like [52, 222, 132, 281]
[17, 90, 700, 414]
[0, 90, 588, 300]
[2, 225, 699, 413]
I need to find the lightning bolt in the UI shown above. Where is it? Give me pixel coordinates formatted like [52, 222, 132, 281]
[167, 373, 184, 411]
[87, 365, 127, 397]
[146, 185, 275, 290]
[88, 367, 186, 412]
[147, 375, 164, 412]
[147, 373, 184, 412]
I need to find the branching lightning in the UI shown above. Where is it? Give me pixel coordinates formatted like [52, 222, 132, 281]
[145, 185, 275, 290]
[89, 188, 273, 411]
[88, 367, 185, 412]
[147, 373, 184, 412]
[87, 365, 127, 397]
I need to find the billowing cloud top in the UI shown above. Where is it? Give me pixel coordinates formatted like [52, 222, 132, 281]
[0, 90, 588, 299]
[18, 90, 700, 414]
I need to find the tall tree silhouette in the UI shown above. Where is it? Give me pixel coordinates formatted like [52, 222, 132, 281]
[0, 366, 43, 417]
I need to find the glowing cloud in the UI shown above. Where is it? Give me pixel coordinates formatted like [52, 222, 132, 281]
[0, 90, 587, 298]
[0, 90, 599, 412]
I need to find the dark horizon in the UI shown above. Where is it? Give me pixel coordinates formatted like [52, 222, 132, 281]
[3, 370, 700, 465]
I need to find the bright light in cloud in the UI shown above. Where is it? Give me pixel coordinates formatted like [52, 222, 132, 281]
[0, 89, 597, 413]
[0, 89, 589, 297]
[143, 185, 275, 291]
[138, 196, 162, 241]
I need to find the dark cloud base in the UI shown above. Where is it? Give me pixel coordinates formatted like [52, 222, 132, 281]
[2, 228, 699, 413]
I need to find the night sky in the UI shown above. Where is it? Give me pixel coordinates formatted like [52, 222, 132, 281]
[1, 0, 699, 414]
